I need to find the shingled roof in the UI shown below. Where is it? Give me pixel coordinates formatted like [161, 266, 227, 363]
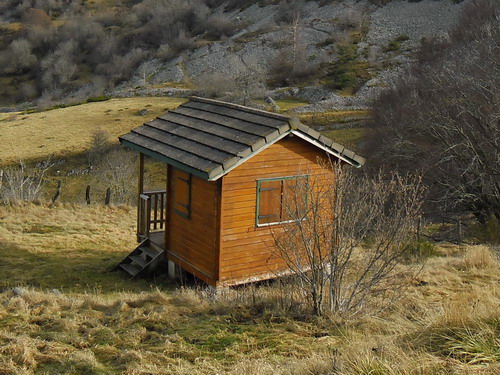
[119, 97, 365, 180]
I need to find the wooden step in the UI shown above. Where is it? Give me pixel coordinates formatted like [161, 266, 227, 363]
[139, 246, 160, 259]
[130, 255, 147, 268]
[149, 240, 165, 254]
[119, 263, 141, 277]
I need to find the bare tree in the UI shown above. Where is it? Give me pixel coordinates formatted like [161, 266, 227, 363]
[267, 15, 318, 86]
[272, 163, 425, 316]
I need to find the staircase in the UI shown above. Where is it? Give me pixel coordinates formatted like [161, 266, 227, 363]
[115, 238, 165, 278]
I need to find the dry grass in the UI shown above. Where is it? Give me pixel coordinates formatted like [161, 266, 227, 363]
[0, 203, 157, 292]
[0, 204, 499, 374]
[0, 97, 186, 166]
[464, 245, 498, 270]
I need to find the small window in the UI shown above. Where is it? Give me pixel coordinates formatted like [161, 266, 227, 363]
[173, 169, 191, 218]
[256, 175, 308, 226]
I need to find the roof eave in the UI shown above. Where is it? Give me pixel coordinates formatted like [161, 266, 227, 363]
[291, 130, 365, 168]
[206, 130, 292, 181]
[119, 137, 212, 180]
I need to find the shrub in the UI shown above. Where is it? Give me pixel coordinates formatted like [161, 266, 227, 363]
[471, 217, 500, 245]
[86, 96, 111, 103]
[384, 40, 401, 52]
[203, 14, 238, 39]
[326, 44, 370, 91]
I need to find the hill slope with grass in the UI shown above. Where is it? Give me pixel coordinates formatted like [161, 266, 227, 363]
[0, 97, 186, 165]
[0, 203, 499, 374]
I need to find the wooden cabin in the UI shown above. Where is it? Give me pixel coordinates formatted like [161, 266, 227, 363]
[116, 97, 365, 287]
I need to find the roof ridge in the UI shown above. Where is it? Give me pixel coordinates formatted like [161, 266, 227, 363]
[189, 96, 291, 122]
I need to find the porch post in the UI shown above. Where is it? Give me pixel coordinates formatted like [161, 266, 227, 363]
[137, 153, 144, 242]
[165, 164, 171, 249]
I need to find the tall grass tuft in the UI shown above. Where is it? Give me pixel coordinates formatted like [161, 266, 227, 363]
[464, 245, 497, 269]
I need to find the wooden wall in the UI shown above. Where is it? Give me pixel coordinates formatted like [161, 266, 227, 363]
[219, 135, 334, 285]
[168, 166, 220, 286]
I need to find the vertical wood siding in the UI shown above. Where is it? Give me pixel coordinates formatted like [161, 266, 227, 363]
[168, 167, 219, 285]
[219, 136, 334, 285]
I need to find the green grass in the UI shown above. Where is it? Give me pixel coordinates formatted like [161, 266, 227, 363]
[323, 127, 366, 147]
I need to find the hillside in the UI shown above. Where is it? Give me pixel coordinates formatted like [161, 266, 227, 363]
[1, 203, 499, 374]
[0, 0, 469, 109]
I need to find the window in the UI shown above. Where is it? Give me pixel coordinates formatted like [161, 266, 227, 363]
[173, 169, 191, 218]
[256, 175, 308, 226]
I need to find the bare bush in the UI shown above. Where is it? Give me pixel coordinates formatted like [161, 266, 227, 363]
[234, 66, 266, 105]
[87, 129, 112, 167]
[367, 0, 500, 223]
[2, 38, 37, 74]
[40, 40, 78, 90]
[195, 72, 237, 98]
[272, 163, 425, 316]
[203, 14, 238, 39]
[92, 148, 138, 205]
[0, 159, 54, 204]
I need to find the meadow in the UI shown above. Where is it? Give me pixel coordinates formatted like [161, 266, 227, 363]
[0, 203, 499, 374]
[0, 97, 186, 165]
[0, 97, 498, 374]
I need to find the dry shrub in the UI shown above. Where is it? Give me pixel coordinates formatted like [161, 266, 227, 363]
[463, 246, 497, 270]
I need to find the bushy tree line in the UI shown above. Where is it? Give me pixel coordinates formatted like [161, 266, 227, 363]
[366, 0, 499, 223]
[0, 0, 247, 104]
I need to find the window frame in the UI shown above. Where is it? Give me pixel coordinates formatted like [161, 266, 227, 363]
[255, 175, 309, 227]
[173, 170, 192, 219]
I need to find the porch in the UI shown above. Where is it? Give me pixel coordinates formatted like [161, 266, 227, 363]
[137, 189, 167, 250]
[115, 188, 168, 278]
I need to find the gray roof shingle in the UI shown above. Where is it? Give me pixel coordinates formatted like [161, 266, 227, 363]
[119, 97, 365, 180]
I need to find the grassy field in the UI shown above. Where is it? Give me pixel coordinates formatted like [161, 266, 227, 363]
[0, 203, 499, 374]
[0, 97, 186, 166]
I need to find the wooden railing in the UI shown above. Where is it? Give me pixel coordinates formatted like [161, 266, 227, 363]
[138, 190, 166, 240]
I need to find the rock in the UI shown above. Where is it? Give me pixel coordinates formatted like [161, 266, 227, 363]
[12, 287, 25, 296]
[264, 96, 279, 112]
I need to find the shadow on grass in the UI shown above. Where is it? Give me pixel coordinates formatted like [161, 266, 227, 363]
[0, 240, 175, 293]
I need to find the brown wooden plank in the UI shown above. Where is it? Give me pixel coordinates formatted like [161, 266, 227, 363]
[219, 136, 336, 283]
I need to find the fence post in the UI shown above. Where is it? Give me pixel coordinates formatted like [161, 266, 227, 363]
[86, 185, 91, 205]
[52, 180, 62, 203]
[457, 219, 462, 244]
[105, 188, 111, 205]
